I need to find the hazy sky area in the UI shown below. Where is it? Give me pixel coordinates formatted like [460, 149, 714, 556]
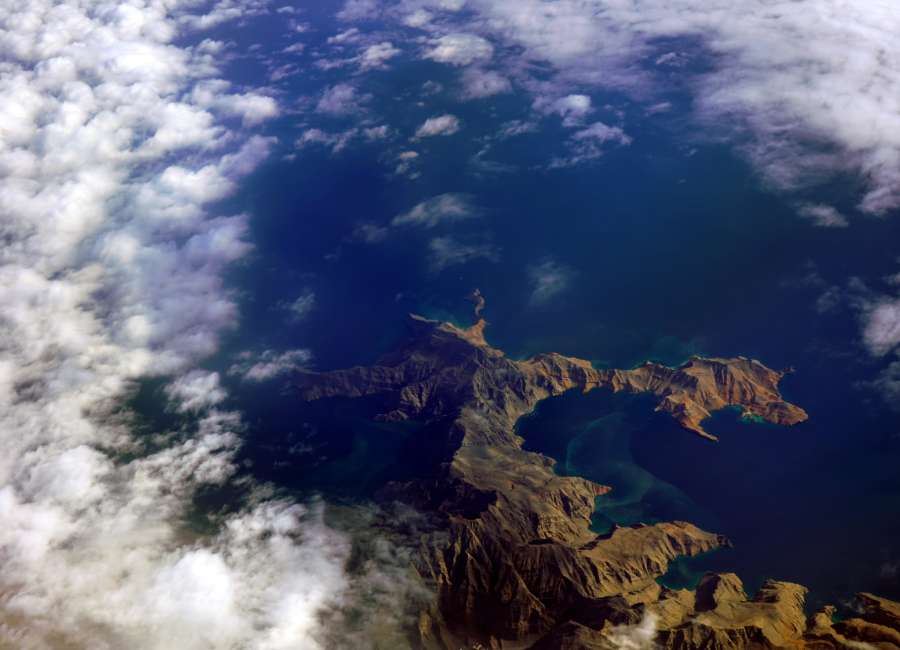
[2, 0, 900, 648]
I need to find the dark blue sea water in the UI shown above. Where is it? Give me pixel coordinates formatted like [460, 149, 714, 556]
[178, 3, 900, 614]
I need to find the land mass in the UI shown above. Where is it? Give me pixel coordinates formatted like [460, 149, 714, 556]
[295, 303, 897, 649]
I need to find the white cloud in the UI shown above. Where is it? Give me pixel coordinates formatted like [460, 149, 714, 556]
[337, 0, 380, 21]
[230, 349, 313, 382]
[428, 236, 500, 271]
[166, 370, 228, 412]
[285, 290, 317, 321]
[572, 121, 631, 146]
[403, 9, 433, 28]
[797, 203, 849, 228]
[425, 33, 493, 66]
[429, 0, 900, 215]
[497, 119, 538, 139]
[316, 83, 368, 115]
[604, 612, 658, 649]
[414, 113, 461, 138]
[549, 120, 632, 166]
[394, 150, 421, 177]
[863, 299, 900, 356]
[461, 67, 512, 99]
[297, 128, 359, 153]
[359, 41, 401, 69]
[328, 28, 362, 45]
[535, 93, 593, 126]
[392, 193, 480, 228]
[0, 1, 368, 647]
[191, 79, 279, 126]
[528, 259, 574, 306]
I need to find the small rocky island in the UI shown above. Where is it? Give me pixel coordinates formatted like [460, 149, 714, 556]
[295, 300, 899, 649]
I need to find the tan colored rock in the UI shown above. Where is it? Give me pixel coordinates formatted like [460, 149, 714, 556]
[295, 306, 813, 647]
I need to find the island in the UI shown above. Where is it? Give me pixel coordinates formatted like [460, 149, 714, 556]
[294, 300, 899, 649]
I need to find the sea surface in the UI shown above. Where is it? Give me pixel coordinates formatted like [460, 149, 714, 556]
[163, 4, 900, 614]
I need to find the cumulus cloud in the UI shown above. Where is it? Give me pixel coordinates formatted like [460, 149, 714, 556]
[428, 236, 500, 271]
[297, 128, 360, 153]
[0, 1, 371, 647]
[333, 0, 900, 214]
[528, 260, 574, 306]
[191, 79, 279, 126]
[551, 120, 632, 166]
[297, 124, 391, 154]
[535, 94, 593, 126]
[394, 150, 421, 177]
[604, 612, 658, 649]
[862, 300, 900, 357]
[359, 41, 401, 69]
[425, 33, 494, 66]
[316, 83, 368, 115]
[461, 67, 512, 99]
[414, 114, 461, 138]
[166, 370, 229, 412]
[392, 193, 480, 228]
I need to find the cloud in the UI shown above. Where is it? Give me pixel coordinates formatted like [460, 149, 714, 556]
[392, 193, 480, 228]
[551, 120, 632, 166]
[351, 223, 391, 243]
[328, 28, 362, 45]
[394, 150, 421, 177]
[316, 83, 368, 115]
[229, 349, 313, 382]
[414, 114, 461, 138]
[535, 94, 593, 126]
[862, 299, 900, 356]
[604, 612, 658, 649]
[359, 41, 401, 69]
[870, 356, 900, 411]
[528, 260, 574, 306]
[428, 236, 500, 271]
[166, 370, 229, 412]
[297, 128, 360, 153]
[0, 1, 376, 647]
[285, 290, 317, 321]
[497, 120, 539, 139]
[191, 80, 279, 126]
[353, 193, 480, 247]
[348, 0, 900, 215]
[337, 0, 380, 21]
[797, 203, 849, 228]
[461, 67, 512, 99]
[297, 124, 391, 154]
[425, 33, 494, 66]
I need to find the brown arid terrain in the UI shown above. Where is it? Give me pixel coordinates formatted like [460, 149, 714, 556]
[295, 300, 899, 649]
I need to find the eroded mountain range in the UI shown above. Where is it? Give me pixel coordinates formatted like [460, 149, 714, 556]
[295, 301, 899, 649]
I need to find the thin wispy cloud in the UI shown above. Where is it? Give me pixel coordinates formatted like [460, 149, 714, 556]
[391, 193, 480, 228]
[428, 235, 500, 271]
[528, 259, 575, 306]
[229, 349, 313, 382]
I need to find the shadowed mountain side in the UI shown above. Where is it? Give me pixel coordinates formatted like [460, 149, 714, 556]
[291, 308, 885, 649]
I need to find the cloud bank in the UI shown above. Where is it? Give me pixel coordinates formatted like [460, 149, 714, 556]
[0, 1, 391, 647]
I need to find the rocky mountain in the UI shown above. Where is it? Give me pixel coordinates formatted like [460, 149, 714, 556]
[295, 305, 896, 649]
